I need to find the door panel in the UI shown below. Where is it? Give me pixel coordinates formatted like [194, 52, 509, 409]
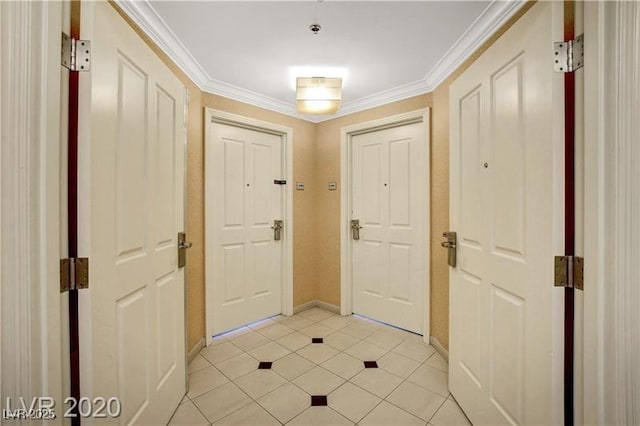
[351, 123, 426, 334]
[449, 2, 560, 424]
[79, 3, 186, 424]
[211, 123, 284, 335]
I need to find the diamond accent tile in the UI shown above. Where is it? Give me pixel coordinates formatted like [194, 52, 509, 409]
[311, 395, 328, 406]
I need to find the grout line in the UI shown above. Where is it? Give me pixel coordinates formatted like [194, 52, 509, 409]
[187, 307, 444, 425]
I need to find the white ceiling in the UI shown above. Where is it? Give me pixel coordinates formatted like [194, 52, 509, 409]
[118, 1, 525, 122]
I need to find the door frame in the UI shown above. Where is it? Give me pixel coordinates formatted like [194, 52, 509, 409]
[339, 109, 430, 341]
[204, 108, 294, 344]
[0, 0, 65, 410]
[582, 1, 640, 423]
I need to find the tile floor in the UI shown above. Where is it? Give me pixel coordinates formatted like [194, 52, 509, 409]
[169, 307, 471, 425]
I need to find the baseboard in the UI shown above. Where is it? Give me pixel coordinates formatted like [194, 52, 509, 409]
[293, 299, 342, 315]
[430, 336, 449, 362]
[188, 338, 205, 363]
[316, 300, 341, 314]
[293, 300, 318, 314]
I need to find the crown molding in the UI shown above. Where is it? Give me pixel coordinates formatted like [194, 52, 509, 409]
[114, 0, 210, 86]
[115, 0, 526, 124]
[422, 0, 527, 89]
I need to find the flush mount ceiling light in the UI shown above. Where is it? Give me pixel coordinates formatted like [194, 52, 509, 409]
[296, 77, 342, 114]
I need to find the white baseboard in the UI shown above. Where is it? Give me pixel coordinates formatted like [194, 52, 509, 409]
[430, 336, 449, 362]
[293, 299, 342, 315]
[293, 300, 317, 314]
[188, 338, 205, 363]
[316, 300, 341, 314]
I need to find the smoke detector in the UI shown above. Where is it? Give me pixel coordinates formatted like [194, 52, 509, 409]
[309, 24, 321, 34]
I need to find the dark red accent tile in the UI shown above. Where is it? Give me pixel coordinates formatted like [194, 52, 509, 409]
[258, 361, 272, 369]
[364, 361, 378, 368]
[312, 337, 323, 344]
[311, 395, 328, 406]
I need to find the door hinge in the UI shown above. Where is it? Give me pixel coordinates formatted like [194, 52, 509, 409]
[60, 258, 89, 292]
[61, 32, 91, 72]
[553, 34, 584, 73]
[554, 255, 584, 290]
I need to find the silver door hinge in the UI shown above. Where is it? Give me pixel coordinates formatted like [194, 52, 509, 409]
[554, 255, 583, 290]
[61, 32, 91, 72]
[553, 34, 584, 73]
[60, 258, 89, 292]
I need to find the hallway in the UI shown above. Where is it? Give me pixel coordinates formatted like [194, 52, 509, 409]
[170, 308, 468, 425]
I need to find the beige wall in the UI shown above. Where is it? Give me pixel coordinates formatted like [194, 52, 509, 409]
[112, 0, 535, 352]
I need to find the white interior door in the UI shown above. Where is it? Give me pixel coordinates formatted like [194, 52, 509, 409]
[351, 122, 427, 334]
[449, 2, 563, 424]
[78, 2, 186, 424]
[209, 122, 284, 335]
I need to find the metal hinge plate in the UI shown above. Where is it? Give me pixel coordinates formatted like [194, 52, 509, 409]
[61, 32, 91, 72]
[553, 34, 584, 73]
[554, 255, 584, 290]
[60, 258, 89, 292]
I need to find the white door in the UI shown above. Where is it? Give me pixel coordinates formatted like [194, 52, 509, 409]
[78, 2, 186, 424]
[209, 122, 284, 335]
[351, 122, 427, 334]
[449, 2, 562, 424]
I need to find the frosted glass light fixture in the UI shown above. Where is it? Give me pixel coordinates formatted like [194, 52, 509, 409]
[296, 77, 342, 114]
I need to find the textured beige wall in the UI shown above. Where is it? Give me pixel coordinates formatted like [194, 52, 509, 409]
[111, 0, 536, 352]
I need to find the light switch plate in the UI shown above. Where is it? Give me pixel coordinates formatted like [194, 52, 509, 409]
[296, 182, 305, 190]
[328, 182, 337, 191]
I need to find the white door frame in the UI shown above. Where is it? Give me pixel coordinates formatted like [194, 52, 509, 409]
[204, 109, 294, 345]
[340, 109, 430, 342]
[0, 0, 65, 410]
[583, 1, 640, 424]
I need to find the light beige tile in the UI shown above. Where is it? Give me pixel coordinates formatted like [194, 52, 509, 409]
[297, 342, 339, 364]
[377, 351, 421, 379]
[169, 400, 209, 425]
[425, 352, 448, 373]
[344, 340, 388, 361]
[276, 331, 312, 351]
[387, 381, 446, 421]
[340, 322, 377, 339]
[215, 352, 258, 380]
[188, 354, 211, 374]
[293, 366, 345, 395]
[297, 308, 336, 322]
[365, 330, 406, 350]
[321, 353, 364, 380]
[200, 341, 243, 365]
[234, 369, 287, 399]
[279, 316, 314, 330]
[221, 327, 253, 340]
[230, 331, 270, 351]
[323, 331, 361, 351]
[319, 315, 353, 330]
[215, 401, 280, 426]
[287, 407, 353, 426]
[298, 323, 335, 338]
[248, 341, 291, 362]
[359, 401, 424, 426]
[328, 382, 381, 423]
[350, 368, 403, 399]
[430, 398, 471, 426]
[272, 352, 316, 381]
[257, 323, 295, 340]
[187, 366, 229, 398]
[407, 364, 449, 397]
[247, 317, 277, 331]
[258, 383, 310, 423]
[192, 382, 252, 423]
[392, 340, 436, 362]
[179, 394, 190, 405]
[209, 335, 230, 346]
